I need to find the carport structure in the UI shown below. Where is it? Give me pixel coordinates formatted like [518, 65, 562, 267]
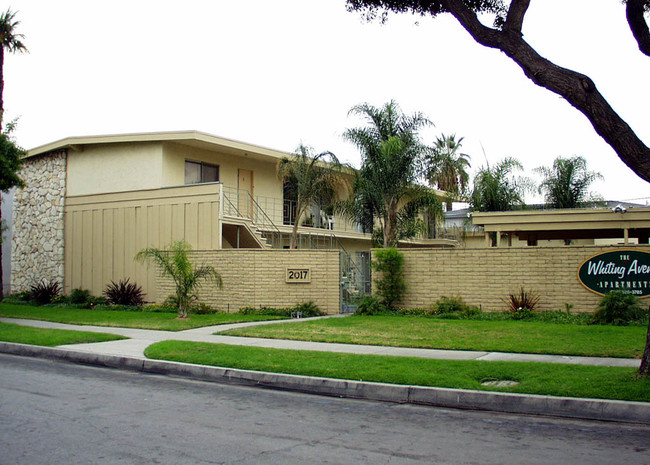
[471, 207, 650, 247]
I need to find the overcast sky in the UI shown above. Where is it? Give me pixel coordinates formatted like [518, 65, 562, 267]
[4, 0, 650, 204]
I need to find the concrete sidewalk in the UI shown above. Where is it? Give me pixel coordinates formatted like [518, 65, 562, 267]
[1, 316, 648, 425]
[1, 316, 640, 367]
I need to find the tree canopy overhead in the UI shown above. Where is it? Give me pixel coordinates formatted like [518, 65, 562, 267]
[346, 0, 650, 184]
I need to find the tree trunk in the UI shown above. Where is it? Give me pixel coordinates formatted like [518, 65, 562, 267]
[444, 0, 650, 183]
[639, 307, 650, 376]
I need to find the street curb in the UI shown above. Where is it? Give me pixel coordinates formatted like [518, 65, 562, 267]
[2, 341, 649, 425]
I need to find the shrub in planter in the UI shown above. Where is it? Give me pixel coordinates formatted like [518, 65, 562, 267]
[103, 279, 145, 307]
[434, 295, 470, 314]
[505, 286, 540, 313]
[70, 288, 91, 305]
[30, 280, 61, 305]
[354, 295, 388, 315]
[592, 291, 646, 326]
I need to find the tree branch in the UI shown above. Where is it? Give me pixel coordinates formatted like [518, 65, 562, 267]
[440, 0, 650, 183]
[504, 0, 530, 34]
[626, 0, 650, 56]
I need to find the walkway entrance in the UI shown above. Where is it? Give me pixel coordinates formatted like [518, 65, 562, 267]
[340, 251, 371, 313]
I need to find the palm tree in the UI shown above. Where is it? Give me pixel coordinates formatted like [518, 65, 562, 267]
[341, 101, 442, 247]
[135, 240, 222, 318]
[535, 156, 603, 209]
[0, 8, 27, 131]
[0, 9, 26, 299]
[277, 144, 348, 249]
[470, 157, 529, 212]
[426, 134, 471, 211]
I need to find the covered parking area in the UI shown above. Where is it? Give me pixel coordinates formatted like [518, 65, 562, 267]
[471, 207, 650, 247]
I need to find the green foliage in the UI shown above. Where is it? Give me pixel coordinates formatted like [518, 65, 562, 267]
[103, 279, 145, 307]
[505, 286, 541, 313]
[239, 301, 323, 317]
[426, 134, 471, 209]
[0, 129, 25, 191]
[372, 248, 406, 310]
[69, 288, 91, 305]
[535, 156, 603, 208]
[354, 295, 389, 315]
[434, 295, 469, 314]
[277, 144, 348, 248]
[470, 158, 529, 212]
[340, 101, 441, 247]
[593, 291, 647, 326]
[29, 280, 61, 305]
[135, 240, 222, 318]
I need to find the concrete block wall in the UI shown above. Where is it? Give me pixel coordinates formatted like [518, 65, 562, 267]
[156, 249, 341, 314]
[392, 246, 648, 313]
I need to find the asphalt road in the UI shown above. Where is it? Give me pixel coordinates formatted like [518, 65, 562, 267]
[1, 354, 648, 465]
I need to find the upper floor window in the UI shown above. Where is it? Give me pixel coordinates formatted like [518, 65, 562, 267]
[185, 160, 219, 184]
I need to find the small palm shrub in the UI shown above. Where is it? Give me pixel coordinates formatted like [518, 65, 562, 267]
[505, 286, 540, 313]
[103, 279, 145, 306]
[592, 291, 646, 326]
[30, 280, 61, 305]
[135, 240, 222, 318]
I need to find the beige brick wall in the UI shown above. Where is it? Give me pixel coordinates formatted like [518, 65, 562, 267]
[156, 249, 341, 314]
[383, 246, 650, 313]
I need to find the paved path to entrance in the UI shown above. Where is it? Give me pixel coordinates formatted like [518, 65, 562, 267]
[1, 316, 639, 367]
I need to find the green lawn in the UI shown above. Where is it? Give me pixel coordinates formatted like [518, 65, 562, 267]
[0, 303, 284, 331]
[222, 315, 646, 358]
[145, 341, 650, 403]
[0, 321, 126, 346]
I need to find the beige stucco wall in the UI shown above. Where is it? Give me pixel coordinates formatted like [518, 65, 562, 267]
[157, 249, 341, 314]
[392, 245, 650, 314]
[162, 142, 282, 199]
[66, 143, 164, 196]
[64, 184, 221, 298]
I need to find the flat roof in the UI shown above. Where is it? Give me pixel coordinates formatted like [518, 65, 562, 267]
[472, 207, 650, 241]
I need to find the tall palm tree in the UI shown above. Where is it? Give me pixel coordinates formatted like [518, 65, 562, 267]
[470, 157, 529, 212]
[426, 134, 471, 211]
[277, 144, 348, 249]
[536, 156, 603, 209]
[0, 9, 26, 299]
[0, 8, 27, 131]
[341, 101, 442, 247]
[135, 240, 222, 318]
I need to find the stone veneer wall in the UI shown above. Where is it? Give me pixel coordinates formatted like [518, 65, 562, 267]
[387, 245, 648, 314]
[11, 151, 67, 291]
[156, 249, 341, 314]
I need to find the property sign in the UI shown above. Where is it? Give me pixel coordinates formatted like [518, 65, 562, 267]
[578, 250, 650, 298]
[285, 268, 311, 283]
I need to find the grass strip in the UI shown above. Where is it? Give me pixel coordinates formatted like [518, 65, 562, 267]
[145, 341, 650, 403]
[0, 321, 126, 346]
[0, 303, 284, 331]
[222, 315, 646, 358]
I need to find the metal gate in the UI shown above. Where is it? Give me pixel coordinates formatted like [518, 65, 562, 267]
[340, 250, 371, 313]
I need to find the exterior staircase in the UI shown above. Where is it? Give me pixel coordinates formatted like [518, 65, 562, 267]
[221, 187, 279, 249]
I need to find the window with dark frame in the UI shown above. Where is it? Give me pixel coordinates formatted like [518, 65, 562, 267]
[184, 160, 219, 184]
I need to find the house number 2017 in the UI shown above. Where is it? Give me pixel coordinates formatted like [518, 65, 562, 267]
[286, 268, 311, 283]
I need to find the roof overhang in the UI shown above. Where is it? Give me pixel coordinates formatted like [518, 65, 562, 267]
[25, 130, 295, 164]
